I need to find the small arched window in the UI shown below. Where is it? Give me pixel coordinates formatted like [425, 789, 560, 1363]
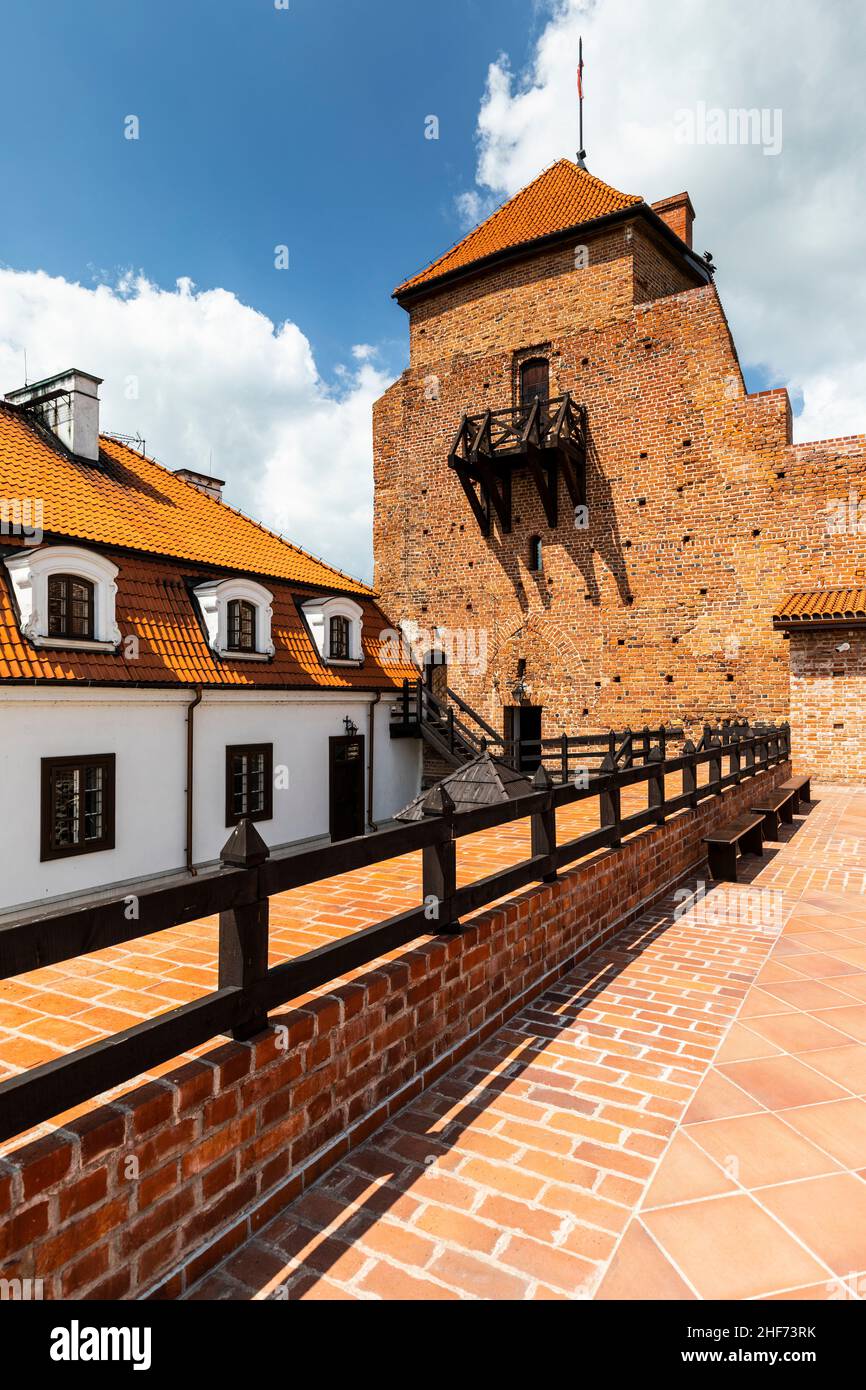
[47, 574, 94, 640]
[227, 599, 256, 653]
[528, 536, 543, 573]
[330, 614, 351, 660]
[520, 358, 549, 409]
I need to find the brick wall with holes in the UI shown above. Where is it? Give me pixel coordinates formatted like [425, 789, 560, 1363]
[0, 759, 789, 1300]
[374, 218, 866, 758]
[787, 629, 866, 782]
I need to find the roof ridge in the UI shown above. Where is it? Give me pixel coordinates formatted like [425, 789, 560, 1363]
[394, 159, 644, 298]
[100, 433, 374, 596]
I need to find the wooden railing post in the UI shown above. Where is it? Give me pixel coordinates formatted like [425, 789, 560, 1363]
[744, 732, 755, 773]
[730, 734, 742, 782]
[782, 721, 791, 760]
[600, 754, 622, 848]
[561, 732, 569, 785]
[709, 734, 722, 795]
[219, 819, 271, 1042]
[682, 738, 698, 808]
[421, 784, 459, 933]
[642, 726, 651, 764]
[401, 678, 410, 726]
[530, 764, 557, 883]
[624, 728, 634, 768]
[648, 746, 666, 824]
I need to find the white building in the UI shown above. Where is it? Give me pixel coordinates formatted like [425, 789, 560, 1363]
[0, 369, 421, 914]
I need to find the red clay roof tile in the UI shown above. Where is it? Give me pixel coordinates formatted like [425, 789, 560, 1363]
[773, 589, 866, 625]
[394, 159, 643, 297]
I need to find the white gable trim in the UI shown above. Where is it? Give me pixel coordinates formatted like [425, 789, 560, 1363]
[4, 545, 121, 649]
[193, 577, 276, 659]
[301, 596, 364, 664]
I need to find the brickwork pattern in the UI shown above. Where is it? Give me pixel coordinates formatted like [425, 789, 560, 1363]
[374, 218, 866, 776]
[788, 630, 866, 784]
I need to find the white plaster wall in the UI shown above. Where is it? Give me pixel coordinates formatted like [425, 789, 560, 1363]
[0, 689, 421, 913]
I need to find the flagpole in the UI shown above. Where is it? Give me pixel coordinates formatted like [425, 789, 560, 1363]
[577, 37, 586, 168]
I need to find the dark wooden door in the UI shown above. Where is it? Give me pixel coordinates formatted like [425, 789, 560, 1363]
[505, 706, 543, 773]
[329, 735, 365, 842]
[519, 358, 549, 408]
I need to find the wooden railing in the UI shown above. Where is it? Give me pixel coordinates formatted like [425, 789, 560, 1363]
[392, 680, 759, 780]
[0, 721, 790, 1144]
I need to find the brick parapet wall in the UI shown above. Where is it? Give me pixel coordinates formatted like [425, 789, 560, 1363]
[789, 629, 866, 782]
[0, 761, 790, 1300]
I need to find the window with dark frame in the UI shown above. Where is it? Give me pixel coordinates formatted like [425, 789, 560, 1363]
[329, 614, 351, 660]
[528, 536, 543, 572]
[41, 754, 115, 861]
[227, 599, 256, 652]
[519, 357, 550, 409]
[225, 743, 273, 826]
[47, 574, 95, 640]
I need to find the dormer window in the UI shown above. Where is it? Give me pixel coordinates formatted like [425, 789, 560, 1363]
[4, 545, 121, 651]
[48, 575, 95, 640]
[193, 578, 275, 661]
[302, 596, 364, 665]
[329, 614, 351, 660]
[227, 599, 256, 653]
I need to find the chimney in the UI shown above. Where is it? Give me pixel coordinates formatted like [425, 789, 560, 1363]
[650, 192, 695, 250]
[5, 368, 103, 462]
[173, 467, 225, 502]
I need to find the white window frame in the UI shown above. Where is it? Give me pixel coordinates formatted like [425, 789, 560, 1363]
[193, 577, 276, 661]
[4, 545, 121, 650]
[302, 596, 364, 665]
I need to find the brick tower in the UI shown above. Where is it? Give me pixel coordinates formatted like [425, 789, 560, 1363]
[373, 159, 866, 777]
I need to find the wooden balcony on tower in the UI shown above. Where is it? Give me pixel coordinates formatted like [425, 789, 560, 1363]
[447, 393, 587, 537]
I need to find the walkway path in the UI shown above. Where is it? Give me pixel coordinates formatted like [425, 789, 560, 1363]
[183, 787, 866, 1300]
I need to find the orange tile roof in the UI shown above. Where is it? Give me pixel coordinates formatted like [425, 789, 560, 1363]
[773, 589, 866, 626]
[0, 404, 369, 594]
[394, 159, 643, 297]
[0, 545, 417, 689]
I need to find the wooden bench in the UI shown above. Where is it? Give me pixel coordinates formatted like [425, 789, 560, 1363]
[779, 774, 811, 814]
[703, 814, 765, 882]
[750, 787, 797, 840]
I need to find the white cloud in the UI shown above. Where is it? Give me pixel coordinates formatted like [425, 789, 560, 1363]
[0, 269, 388, 583]
[463, 0, 866, 442]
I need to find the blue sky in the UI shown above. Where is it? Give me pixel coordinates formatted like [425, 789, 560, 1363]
[0, 0, 540, 382]
[0, 0, 863, 582]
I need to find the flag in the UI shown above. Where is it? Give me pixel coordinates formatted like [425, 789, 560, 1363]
[577, 43, 584, 100]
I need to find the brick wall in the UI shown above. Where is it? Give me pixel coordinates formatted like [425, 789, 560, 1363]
[374, 217, 866, 763]
[788, 629, 866, 782]
[0, 760, 789, 1300]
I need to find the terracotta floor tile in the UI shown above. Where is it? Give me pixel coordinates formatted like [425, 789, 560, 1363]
[595, 1219, 696, 1300]
[788, 952, 861, 980]
[686, 1111, 841, 1187]
[797, 1044, 866, 1095]
[716, 1023, 782, 1063]
[756, 1174, 866, 1276]
[812, 1006, 866, 1044]
[777, 1098, 866, 1169]
[718, 1056, 850, 1110]
[760, 978, 864, 1012]
[643, 1131, 738, 1208]
[738, 988, 794, 1019]
[684, 1069, 764, 1123]
[744, 1011, 855, 1054]
[642, 1194, 828, 1299]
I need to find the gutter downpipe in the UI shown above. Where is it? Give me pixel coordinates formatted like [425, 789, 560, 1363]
[186, 686, 203, 874]
[367, 691, 381, 831]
